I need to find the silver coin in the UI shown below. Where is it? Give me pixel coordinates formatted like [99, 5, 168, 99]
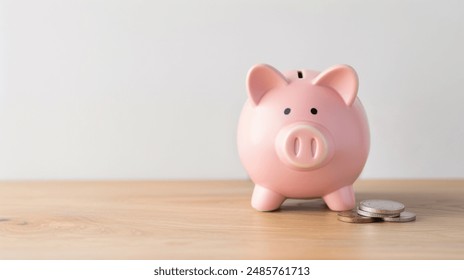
[357, 208, 400, 218]
[359, 199, 405, 215]
[337, 211, 379, 223]
[382, 211, 416, 222]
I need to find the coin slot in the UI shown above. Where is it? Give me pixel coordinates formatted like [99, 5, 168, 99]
[297, 71, 303, 79]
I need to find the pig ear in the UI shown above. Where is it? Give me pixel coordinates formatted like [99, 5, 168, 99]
[247, 64, 288, 105]
[312, 65, 359, 106]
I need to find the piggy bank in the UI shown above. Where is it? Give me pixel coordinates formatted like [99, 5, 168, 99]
[237, 64, 369, 211]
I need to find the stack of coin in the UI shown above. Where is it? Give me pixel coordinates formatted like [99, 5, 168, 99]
[337, 199, 416, 223]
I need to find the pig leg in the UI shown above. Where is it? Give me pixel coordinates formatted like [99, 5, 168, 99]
[251, 185, 286, 211]
[322, 185, 355, 211]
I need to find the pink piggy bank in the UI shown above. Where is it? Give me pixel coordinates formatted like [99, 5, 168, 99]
[237, 64, 369, 212]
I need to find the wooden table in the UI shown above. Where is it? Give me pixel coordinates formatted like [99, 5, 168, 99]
[0, 180, 463, 259]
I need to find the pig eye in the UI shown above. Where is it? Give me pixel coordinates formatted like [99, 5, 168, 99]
[284, 108, 291, 115]
[310, 108, 318, 115]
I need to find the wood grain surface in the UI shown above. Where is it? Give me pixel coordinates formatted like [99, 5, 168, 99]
[0, 180, 463, 259]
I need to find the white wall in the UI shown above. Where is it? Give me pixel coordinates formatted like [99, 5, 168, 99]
[0, 0, 463, 180]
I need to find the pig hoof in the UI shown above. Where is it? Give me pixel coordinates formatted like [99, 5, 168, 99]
[322, 185, 355, 211]
[251, 185, 285, 211]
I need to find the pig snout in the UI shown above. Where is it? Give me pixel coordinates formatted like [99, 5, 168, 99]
[275, 123, 333, 170]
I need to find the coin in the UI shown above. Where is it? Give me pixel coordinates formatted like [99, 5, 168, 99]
[359, 199, 405, 215]
[357, 208, 400, 218]
[382, 211, 416, 222]
[337, 211, 379, 223]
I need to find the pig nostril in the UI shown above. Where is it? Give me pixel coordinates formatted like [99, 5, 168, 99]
[311, 138, 317, 158]
[294, 137, 300, 156]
